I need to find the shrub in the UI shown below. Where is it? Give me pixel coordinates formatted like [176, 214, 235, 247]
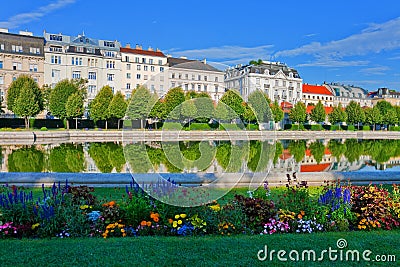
[310, 124, 323, 131]
[162, 122, 182, 130]
[330, 125, 340, 131]
[347, 125, 356, 131]
[362, 125, 371, 131]
[40, 127, 48, 131]
[187, 123, 211, 131]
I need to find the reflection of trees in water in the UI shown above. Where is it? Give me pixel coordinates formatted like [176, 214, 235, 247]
[88, 143, 125, 173]
[124, 143, 152, 173]
[344, 139, 364, 163]
[288, 140, 307, 163]
[247, 140, 274, 172]
[273, 142, 283, 165]
[49, 144, 85, 173]
[8, 147, 44, 172]
[309, 141, 325, 164]
[328, 140, 346, 161]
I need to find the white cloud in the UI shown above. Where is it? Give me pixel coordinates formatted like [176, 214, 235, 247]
[297, 59, 369, 67]
[359, 66, 390, 75]
[275, 17, 400, 59]
[169, 45, 274, 66]
[0, 0, 76, 29]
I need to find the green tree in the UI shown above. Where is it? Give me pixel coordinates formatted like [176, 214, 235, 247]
[8, 147, 44, 172]
[181, 99, 197, 127]
[289, 102, 307, 125]
[220, 89, 245, 120]
[328, 140, 346, 161]
[242, 103, 256, 125]
[108, 91, 127, 129]
[126, 86, 154, 128]
[248, 90, 272, 124]
[345, 101, 365, 129]
[66, 92, 84, 129]
[310, 100, 326, 123]
[14, 83, 42, 129]
[193, 95, 214, 123]
[214, 101, 229, 127]
[7, 75, 43, 128]
[89, 85, 113, 129]
[164, 87, 185, 121]
[149, 99, 165, 123]
[364, 106, 381, 130]
[271, 100, 284, 129]
[328, 103, 347, 126]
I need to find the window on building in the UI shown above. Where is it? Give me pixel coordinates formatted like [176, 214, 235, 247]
[149, 59, 153, 64]
[29, 64, 38, 72]
[136, 74, 141, 79]
[275, 80, 279, 86]
[158, 60, 163, 65]
[106, 61, 115, 69]
[51, 55, 61, 64]
[88, 72, 96, 80]
[215, 85, 218, 93]
[144, 75, 148, 80]
[12, 45, 23, 53]
[50, 34, 63, 41]
[184, 84, 188, 91]
[127, 73, 131, 79]
[160, 67, 164, 72]
[171, 82, 176, 88]
[144, 66, 148, 71]
[215, 77, 218, 82]
[197, 85, 201, 91]
[204, 85, 208, 92]
[135, 57, 140, 63]
[88, 85, 96, 94]
[107, 74, 114, 81]
[29, 47, 40, 54]
[51, 69, 60, 79]
[171, 73, 175, 79]
[127, 64, 131, 70]
[150, 66, 155, 72]
[0, 44, 5, 50]
[160, 76, 164, 82]
[0, 76, 4, 85]
[283, 81, 286, 86]
[150, 84, 155, 92]
[103, 41, 115, 47]
[76, 46, 84, 53]
[137, 65, 141, 71]
[126, 83, 131, 89]
[72, 71, 81, 79]
[198, 75, 201, 81]
[125, 56, 130, 62]
[142, 58, 146, 64]
[104, 51, 115, 57]
[0, 61, 3, 69]
[178, 73, 182, 79]
[12, 62, 22, 70]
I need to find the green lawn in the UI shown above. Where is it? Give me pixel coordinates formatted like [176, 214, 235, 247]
[0, 231, 398, 267]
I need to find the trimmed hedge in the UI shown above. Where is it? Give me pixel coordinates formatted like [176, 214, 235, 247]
[389, 126, 400, 131]
[186, 123, 212, 131]
[362, 125, 371, 131]
[162, 122, 183, 130]
[284, 124, 305, 130]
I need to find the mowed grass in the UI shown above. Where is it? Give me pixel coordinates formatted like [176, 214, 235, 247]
[0, 231, 399, 267]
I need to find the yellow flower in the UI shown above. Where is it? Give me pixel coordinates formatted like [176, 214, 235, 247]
[173, 221, 178, 228]
[31, 223, 40, 230]
[180, 214, 187, 219]
[80, 205, 89, 210]
[178, 220, 182, 225]
[175, 214, 180, 219]
[121, 229, 125, 233]
[210, 204, 221, 212]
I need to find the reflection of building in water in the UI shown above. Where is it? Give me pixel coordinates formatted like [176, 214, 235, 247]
[272, 149, 301, 173]
[83, 143, 99, 173]
[367, 156, 400, 171]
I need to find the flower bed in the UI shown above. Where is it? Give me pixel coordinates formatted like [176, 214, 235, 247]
[0, 175, 399, 239]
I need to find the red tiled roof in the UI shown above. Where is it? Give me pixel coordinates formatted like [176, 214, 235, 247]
[302, 84, 333, 96]
[120, 47, 166, 57]
[279, 149, 292, 160]
[300, 163, 331, 172]
[306, 105, 334, 114]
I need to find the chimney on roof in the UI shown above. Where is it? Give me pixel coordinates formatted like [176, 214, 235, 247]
[148, 46, 154, 51]
[202, 58, 207, 65]
[0, 28, 9, 33]
[125, 43, 131, 48]
[135, 44, 142, 50]
[19, 30, 33, 36]
[156, 48, 161, 52]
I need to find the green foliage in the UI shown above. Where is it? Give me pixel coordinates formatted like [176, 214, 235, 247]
[271, 100, 284, 123]
[213, 102, 229, 122]
[363, 106, 381, 126]
[89, 85, 113, 122]
[309, 141, 325, 163]
[8, 147, 44, 172]
[328, 139, 346, 160]
[181, 99, 197, 122]
[193, 96, 214, 122]
[344, 139, 364, 163]
[310, 101, 326, 123]
[88, 143, 125, 173]
[66, 92, 84, 119]
[164, 87, 185, 120]
[187, 123, 211, 130]
[49, 144, 85, 173]
[220, 90, 245, 118]
[247, 90, 272, 123]
[288, 140, 306, 162]
[162, 122, 182, 130]
[345, 101, 365, 127]
[273, 141, 283, 164]
[310, 124, 323, 131]
[108, 91, 127, 120]
[124, 143, 152, 173]
[289, 102, 307, 124]
[40, 127, 48, 131]
[49, 79, 81, 120]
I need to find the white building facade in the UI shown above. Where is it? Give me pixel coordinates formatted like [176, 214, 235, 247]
[43, 31, 122, 101]
[167, 57, 225, 102]
[120, 45, 168, 99]
[224, 61, 303, 103]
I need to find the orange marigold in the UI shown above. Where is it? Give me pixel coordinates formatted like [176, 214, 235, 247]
[140, 220, 147, 226]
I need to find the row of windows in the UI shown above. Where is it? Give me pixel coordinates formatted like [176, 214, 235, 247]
[170, 82, 219, 93]
[125, 56, 163, 65]
[303, 95, 333, 101]
[0, 76, 38, 83]
[171, 73, 219, 82]
[63, 71, 114, 81]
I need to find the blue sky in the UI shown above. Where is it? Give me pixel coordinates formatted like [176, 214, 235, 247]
[1, 0, 400, 91]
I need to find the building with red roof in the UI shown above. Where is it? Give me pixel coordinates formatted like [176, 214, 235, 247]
[302, 84, 334, 107]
